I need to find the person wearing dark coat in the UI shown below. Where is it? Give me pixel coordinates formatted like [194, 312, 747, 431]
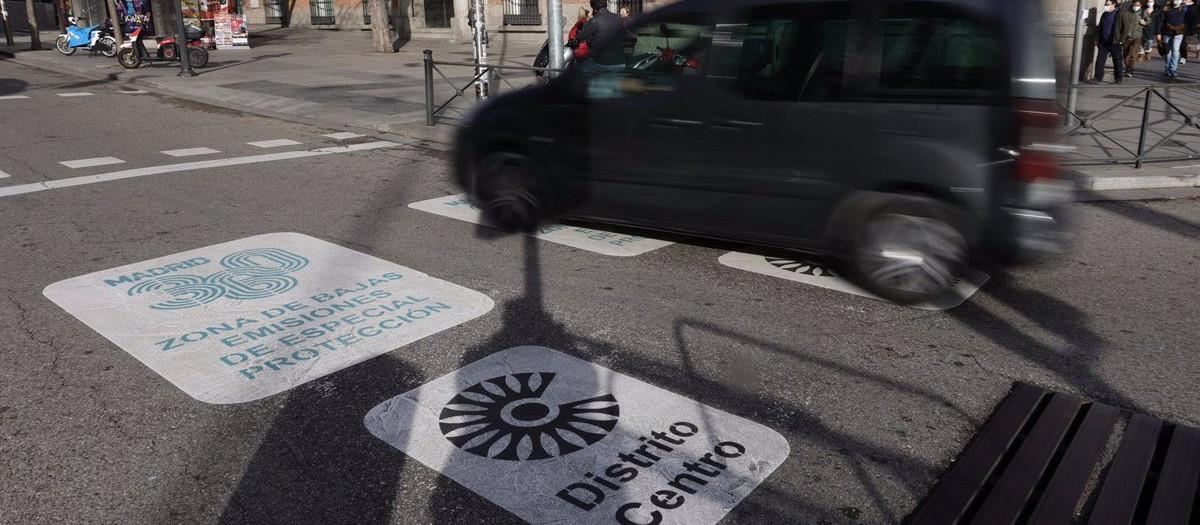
[1094, 0, 1129, 82]
[571, 0, 629, 73]
[1155, 0, 1191, 76]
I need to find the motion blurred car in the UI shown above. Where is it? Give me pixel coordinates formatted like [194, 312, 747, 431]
[455, 0, 1073, 304]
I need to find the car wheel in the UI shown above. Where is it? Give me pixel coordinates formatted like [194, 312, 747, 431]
[846, 199, 967, 305]
[473, 151, 550, 232]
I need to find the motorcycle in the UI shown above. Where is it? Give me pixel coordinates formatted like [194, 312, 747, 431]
[117, 25, 209, 70]
[533, 41, 577, 82]
[627, 24, 700, 73]
[55, 16, 118, 57]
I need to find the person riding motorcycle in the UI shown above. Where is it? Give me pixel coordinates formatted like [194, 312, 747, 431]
[569, 0, 629, 73]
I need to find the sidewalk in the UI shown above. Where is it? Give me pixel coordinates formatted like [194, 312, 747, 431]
[0, 27, 544, 144]
[1, 28, 1198, 195]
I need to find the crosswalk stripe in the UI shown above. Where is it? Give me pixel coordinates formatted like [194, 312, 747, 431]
[248, 139, 304, 148]
[162, 147, 221, 157]
[0, 95, 31, 100]
[59, 157, 126, 169]
[323, 132, 365, 140]
[57, 92, 95, 97]
[118, 90, 149, 94]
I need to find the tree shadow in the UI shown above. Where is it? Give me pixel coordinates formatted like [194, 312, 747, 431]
[0, 77, 29, 95]
[215, 355, 425, 525]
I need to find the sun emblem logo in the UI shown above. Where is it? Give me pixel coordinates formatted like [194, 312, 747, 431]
[438, 372, 620, 461]
[765, 257, 839, 277]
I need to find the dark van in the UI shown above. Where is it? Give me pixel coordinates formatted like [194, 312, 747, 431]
[454, 0, 1072, 304]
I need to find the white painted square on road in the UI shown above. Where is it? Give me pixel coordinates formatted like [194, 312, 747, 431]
[162, 147, 221, 157]
[43, 233, 494, 404]
[57, 92, 95, 97]
[59, 157, 125, 169]
[323, 132, 364, 140]
[0, 95, 30, 100]
[248, 139, 303, 148]
[718, 252, 989, 310]
[366, 346, 789, 525]
[409, 194, 674, 257]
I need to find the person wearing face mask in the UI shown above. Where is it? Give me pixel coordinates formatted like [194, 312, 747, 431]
[1156, 0, 1190, 77]
[1093, 0, 1129, 82]
[1124, 0, 1151, 75]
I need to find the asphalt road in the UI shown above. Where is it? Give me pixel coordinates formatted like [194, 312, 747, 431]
[1, 61, 1198, 525]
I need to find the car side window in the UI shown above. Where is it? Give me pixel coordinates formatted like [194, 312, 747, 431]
[580, 14, 713, 101]
[874, 3, 1007, 96]
[709, 3, 854, 103]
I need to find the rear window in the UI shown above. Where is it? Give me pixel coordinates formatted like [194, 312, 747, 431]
[875, 3, 1008, 96]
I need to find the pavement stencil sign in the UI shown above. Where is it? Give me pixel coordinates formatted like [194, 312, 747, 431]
[43, 233, 494, 404]
[718, 252, 989, 311]
[409, 194, 674, 257]
[365, 346, 789, 525]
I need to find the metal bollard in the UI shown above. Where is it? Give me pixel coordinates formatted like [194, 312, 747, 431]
[424, 49, 435, 126]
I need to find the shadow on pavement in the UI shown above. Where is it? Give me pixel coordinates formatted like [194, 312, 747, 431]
[216, 355, 425, 525]
[949, 273, 1144, 413]
[0, 77, 29, 95]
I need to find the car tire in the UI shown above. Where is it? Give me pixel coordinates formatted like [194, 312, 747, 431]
[845, 197, 968, 305]
[473, 151, 551, 232]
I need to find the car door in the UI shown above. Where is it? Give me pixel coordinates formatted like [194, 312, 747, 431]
[572, 11, 720, 227]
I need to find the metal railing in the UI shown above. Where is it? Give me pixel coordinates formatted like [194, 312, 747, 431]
[422, 49, 565, 126]
[1059, 81, 1200, 168]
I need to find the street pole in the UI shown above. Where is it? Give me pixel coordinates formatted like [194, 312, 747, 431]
[176, 0, 194, 77]
[471, 0, 488, 99]
[1067, 0, 1087, 126]
[1, 1, 13, 46]
[546, 0, 563, 76]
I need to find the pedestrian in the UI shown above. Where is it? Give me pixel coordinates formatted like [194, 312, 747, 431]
[1185, 0, 1200, 61]
[1123, 0, 1151, 74]
[1093, 0, 1127, 82]
[1156, 0, 1189, 77]
[1142, 0, 1158, 60]
[570, 0, 629, 74]
[619, 7, 631, 20]
[568, 6, 592, 61]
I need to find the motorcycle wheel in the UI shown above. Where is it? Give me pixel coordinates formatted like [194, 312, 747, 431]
[187, 47, 209, 68]
[99, 36, 118, 58]
[55, 35, 77, 56]
[117, 47, 141, 69]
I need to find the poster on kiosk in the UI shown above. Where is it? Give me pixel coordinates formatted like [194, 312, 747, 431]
[208, 0, 249, 49]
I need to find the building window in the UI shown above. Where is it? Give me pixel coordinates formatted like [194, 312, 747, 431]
[503, 0, 540, 26]
[310, 0, 334, 24]
[264, 0, 286, 24]
[425, 0, 453, 28]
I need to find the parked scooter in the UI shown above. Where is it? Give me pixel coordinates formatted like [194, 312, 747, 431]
[117, 25, 209, 69]
[55, 16, 117, 57]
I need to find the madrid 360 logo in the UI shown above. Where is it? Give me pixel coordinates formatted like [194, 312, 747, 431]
[439, 372, 620, 461]
[104, 248, 309, 310]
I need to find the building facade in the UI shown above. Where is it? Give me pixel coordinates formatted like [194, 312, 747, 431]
[238, 0, 1094, 76]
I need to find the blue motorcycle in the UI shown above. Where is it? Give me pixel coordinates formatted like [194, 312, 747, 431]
[55, 17, 117, 57]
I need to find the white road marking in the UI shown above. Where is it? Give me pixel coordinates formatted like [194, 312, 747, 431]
[162, 147, 221, 157]
[0, 169, 11, 179]
[409, 194, 675, 256]
[248, 139, 303, 148]
[57, 92, 95, 97]
[60, 157, 126, 169]
[323, 132, 364, 140]
[43, 232, 495, 404]
[118, 90, 149, 94]
[0, 95, 31, 100]
[0, 141, 399, 198]
[366, 346, 790, 525]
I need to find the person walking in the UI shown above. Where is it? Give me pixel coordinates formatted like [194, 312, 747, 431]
[1124, 0, 1151, 74]
[1185, 0, 1200, 61]
[1142, 0, 1158, 61]
[1156, 0, 1190, 77]
[1094, 0, 1128, 82]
